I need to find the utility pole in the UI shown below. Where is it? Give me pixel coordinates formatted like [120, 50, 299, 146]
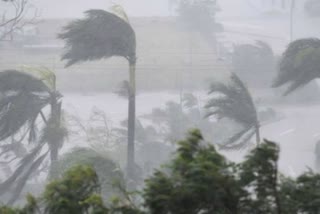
[290, 0, 295, 42]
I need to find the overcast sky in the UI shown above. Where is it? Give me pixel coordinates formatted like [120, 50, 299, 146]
[29, 0, 258, 19]
[32, 0, 172, 18]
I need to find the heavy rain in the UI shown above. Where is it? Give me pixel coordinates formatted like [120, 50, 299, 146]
[0, 0, 320, 213]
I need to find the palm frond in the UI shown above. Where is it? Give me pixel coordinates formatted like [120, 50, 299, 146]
[206, 73, 259, 148]
[0, 70, 52, 141]
[206, 73, 258, 126]
[7, 151, 49, 205]
[273, 38, 320, 95]
[0, 92, 50, 141]
[0, 70, 50, 93]
[21, 66, 57, 91]
[218, 127, 256, 151]
[59, 9, 136, 67]
[0, 143, 44, 194]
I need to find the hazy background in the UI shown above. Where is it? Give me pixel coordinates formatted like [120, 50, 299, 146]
[31, 0, 274, 18]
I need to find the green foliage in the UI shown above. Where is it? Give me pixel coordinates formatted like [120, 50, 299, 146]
[5, 131, 320, 213]
[0, 206, 20, 214]
[43, 165, 103, 214]
[238, 140, 281, 213]
[50, 148, 125, 202]
[0, 165, 142, 214]
[143, 130, 241, 214]
[279, 171, 320, 213]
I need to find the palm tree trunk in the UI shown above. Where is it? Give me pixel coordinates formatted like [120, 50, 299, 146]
[127, 62, 136, 180]
[255, 123, 261, 145]
[48, 99, 62, 172]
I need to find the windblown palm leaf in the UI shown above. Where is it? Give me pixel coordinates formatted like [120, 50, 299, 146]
[273, 38, 320, 95]
[0, 70, 50, 93]
[0, 70, 51, 141]
[59, 9, 136, 66]
[7, 151, 49, 205]
[205, 73, 260, 149]
[0, 143, 44, 195]
[21, 66, 57, 91]
[0, 69, 66, 204]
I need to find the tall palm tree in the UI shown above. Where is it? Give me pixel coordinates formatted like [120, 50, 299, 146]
[205, 73, 260, 150]
[273, 38, 320, 95]
[59, 7, 137, 179]
[0, 69, 66, 204]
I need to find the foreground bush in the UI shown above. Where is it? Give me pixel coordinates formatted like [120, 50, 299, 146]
[3, 130, 320, 213]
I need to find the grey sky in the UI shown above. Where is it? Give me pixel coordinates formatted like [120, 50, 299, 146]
[28, 0, 301, 19]
[32, 0, 172, 18]
[30, 0, 257, 19]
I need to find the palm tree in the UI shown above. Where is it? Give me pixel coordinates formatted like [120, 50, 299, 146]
[22, 66, 65, 164]
[272, 38, 320, 95]
[59, 7, 137, 179]
[205, 73, 260, 150]
[0, 69, 66, 204]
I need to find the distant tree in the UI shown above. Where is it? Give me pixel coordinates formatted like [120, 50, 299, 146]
[232, 40, 276, 88]
[305, 0, 320, 17]
[175, 0, 222, 38]
[273, 38, 320, 95]
[205, 73, 260, 150]
[172, 0, 222, 64]
[59, 7, 137, 180]
[144, 96, 213, 144]
[0, 0, 38, 41]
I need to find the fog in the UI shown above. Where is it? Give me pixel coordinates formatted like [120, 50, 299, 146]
[1, 0, 320, 208]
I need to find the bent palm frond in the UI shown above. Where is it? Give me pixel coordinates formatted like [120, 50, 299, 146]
[0, 70, 52, 141]
[59, 9, 136, 66]
[206, 73, 259, 149]
[273, 38, 320, 95]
